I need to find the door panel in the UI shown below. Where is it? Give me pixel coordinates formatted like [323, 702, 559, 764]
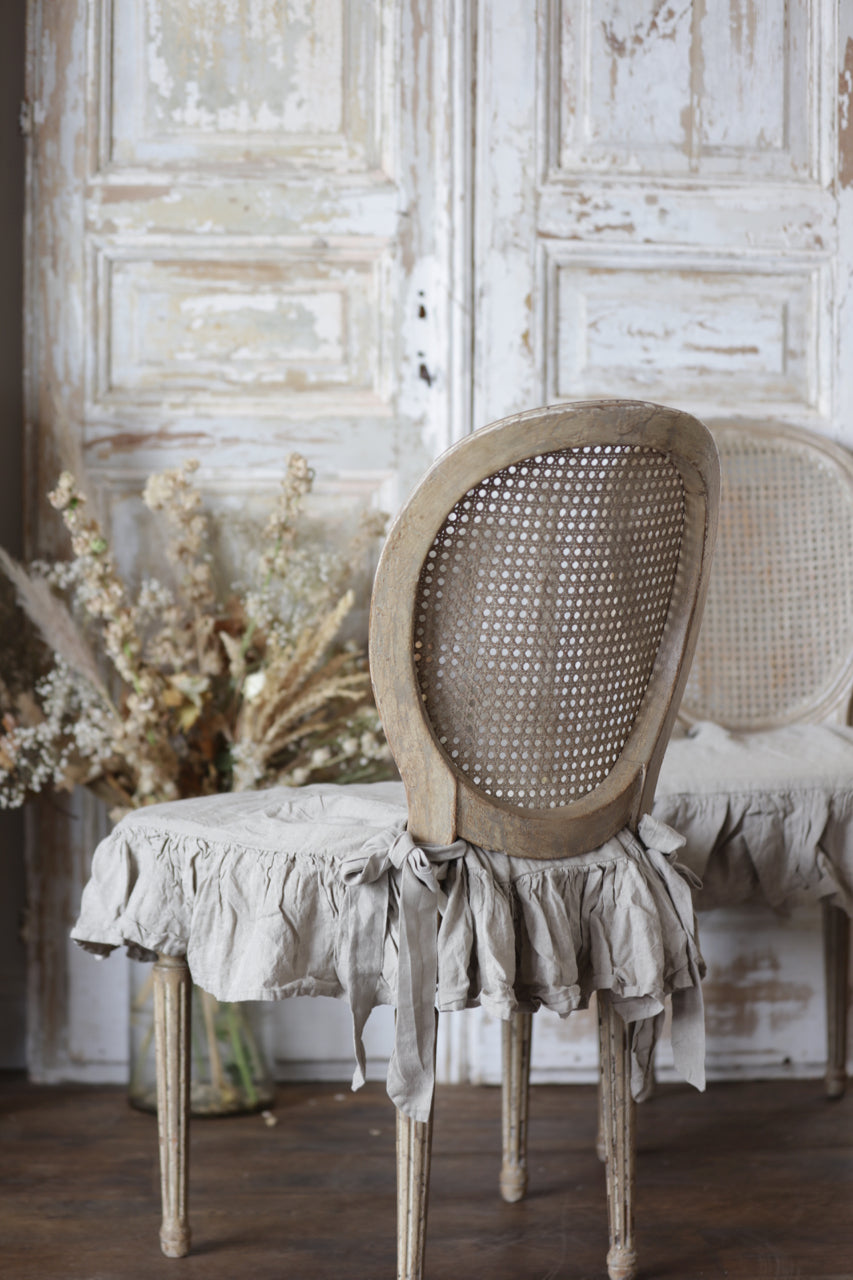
[24, 0, 468, 1079]
[475, 0, 838, 433]
[469, 0, 850, 1086]
[25, 0, 851, 1088]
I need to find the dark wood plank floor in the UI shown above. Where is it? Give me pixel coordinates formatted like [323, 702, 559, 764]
[1, 1073, 851, 1280]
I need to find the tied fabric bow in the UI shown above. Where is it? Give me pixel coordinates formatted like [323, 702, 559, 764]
[339, 825, 468, 1123]
[619, 814, 707, 1096]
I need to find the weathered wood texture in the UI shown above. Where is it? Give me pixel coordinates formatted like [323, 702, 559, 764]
[152, 955, 191, 1258]
[369, 398, 718, 1279]
[0, 0, 26, 1073]
[21, 0, 853, 1095]
[1, 1076, 851, 1279]
[469, 0, 853, 1093]
[23, 0, 469, 1083]
[370, 399, 720, 859]
[474, 2, 841, 431]
[395, 1103, 434, 1280]
[499, 1009, 531, 1202]
[597, 993, 637, 1280]
[825, 900, 851, 1098]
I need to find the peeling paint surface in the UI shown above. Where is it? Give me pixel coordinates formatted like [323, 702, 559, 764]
[112, 0, 346, 157]
[473, 0, 852, 1085]
[24, 0, 853, 1086]
[839, 35, 853, 188]
[25, 0, 464, 1081]
[558, 0, 815, 179]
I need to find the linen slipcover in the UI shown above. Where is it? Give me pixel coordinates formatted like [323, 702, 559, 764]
[72, 781, 707, 1122]
[653, 721, 853, 915]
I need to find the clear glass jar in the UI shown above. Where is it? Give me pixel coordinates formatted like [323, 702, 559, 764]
[128, 965, 275, 1116]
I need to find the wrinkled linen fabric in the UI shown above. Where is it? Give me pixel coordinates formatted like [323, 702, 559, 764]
[653, 721, 853, 915]
[72, 782, 706, 1122]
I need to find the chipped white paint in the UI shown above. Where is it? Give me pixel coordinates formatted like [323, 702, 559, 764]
[112, 0, 349, 158]
[557, 0, 825, 180]
[24, 0, 469, 1082]
[472, 0, 852, 1085]
[549, 251, 829, 416]
[25, 0, 852, 1088]
[98, 246, 389, 406]
[476, 0, 841, 433]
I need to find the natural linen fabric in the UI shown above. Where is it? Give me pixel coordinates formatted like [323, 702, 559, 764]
[72, 782, 706, 1122]
[653, 721, 853, 914]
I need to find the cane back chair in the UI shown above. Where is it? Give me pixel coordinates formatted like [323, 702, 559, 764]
[370, 398, 718, 1280]
[652, 420, 853, 1096]
[73, 399, 719, 1280]
[502, 422, 853, 1224]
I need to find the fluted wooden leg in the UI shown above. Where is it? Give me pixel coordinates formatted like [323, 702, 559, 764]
[823, 901, 850, 1099]
[396, 1104, 434, 1280]
[153, 954, 191, 1258]
[500, 1010, 532, 1201]
[396, 1007, 437, 1280]
[598, 991, 637, 1280]
[596, 1076, 607, 1162]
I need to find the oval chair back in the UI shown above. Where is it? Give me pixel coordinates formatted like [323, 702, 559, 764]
[370, 399, 720, 856]
[680, 420, 853, 730]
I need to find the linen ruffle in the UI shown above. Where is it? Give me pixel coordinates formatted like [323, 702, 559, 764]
[72, 782, 705, 1121]
[653, 722, 853, 915]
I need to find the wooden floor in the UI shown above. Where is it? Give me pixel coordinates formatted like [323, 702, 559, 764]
[1, 1074, 851, 1280]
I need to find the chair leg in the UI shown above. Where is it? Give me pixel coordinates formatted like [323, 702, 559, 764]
[598, 1036, 650, 1160]
[822, 901, 850, 1099]
[500, 1010, 532, 1202]
[153, 954, 192, 1258]
[597, 991, 637, 1280]
[396, 1105, 434, 1280]
[596, 1074, 607, 1163]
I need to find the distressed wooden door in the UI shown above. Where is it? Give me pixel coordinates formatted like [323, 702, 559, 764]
[24, 0, 470, 1080]
[26, 0, 853, 1090]
[462, 0, 853, 1089]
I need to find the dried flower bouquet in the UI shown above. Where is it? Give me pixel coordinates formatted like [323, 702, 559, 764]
[0, 453, 394, 1113]
[0, 454, 393, 813]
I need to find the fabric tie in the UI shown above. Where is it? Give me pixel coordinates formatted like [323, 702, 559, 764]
[339, 825, 468, 1123]
[619, 814, 707, 1095]
[637, 812, 704, 892]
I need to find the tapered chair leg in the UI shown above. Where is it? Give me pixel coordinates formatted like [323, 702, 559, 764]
[396, 1104, 434, 1280]
[153, 953, 192, 1258]
[596, 1075, 607, 1163]
[597, 990, 637, 1280]
[500, 1010, 532, 1201]
[822, 901, 850, 1099]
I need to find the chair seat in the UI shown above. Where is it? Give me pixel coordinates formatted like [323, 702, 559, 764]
[653, 721, 853, 914]
[73, 781, 706, 1115]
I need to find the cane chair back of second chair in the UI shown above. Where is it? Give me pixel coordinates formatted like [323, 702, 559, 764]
[659, 420, 853, 1102]
[680, 420, 853, 730]
[371, 398, 720, 858]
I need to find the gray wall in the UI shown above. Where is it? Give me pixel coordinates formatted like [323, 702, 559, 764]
[0, 2, 27, 1069]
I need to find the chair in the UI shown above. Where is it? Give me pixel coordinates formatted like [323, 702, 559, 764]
[72, 399, 719, 1280]
[650, 420, 853, 1098]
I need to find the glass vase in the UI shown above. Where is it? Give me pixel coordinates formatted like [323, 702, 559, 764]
[128, 965, 275, 1116]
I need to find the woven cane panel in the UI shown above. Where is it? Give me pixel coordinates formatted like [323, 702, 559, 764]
[682, 433, 853, 727]
[414, 445, 686, 810]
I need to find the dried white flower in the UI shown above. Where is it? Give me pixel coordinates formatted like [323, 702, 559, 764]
[243, 671, 266, 702]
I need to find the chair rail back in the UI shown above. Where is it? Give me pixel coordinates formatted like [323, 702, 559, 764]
[370, 400, 719, 858]
[680, 421, 853, 731]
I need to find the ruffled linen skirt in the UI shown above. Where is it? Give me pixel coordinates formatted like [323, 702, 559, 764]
[72, 781, 705, 1121]
[654, 722, 853, 914]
